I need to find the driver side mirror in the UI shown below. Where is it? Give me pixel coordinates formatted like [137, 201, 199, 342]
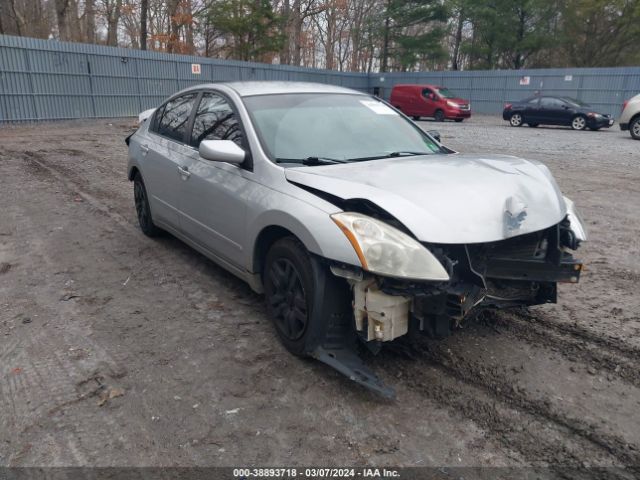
[199, 140, 246, 164]
[427, 130, 441, 142]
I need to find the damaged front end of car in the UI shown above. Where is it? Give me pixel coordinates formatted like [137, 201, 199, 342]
[311, 202, 585, 399]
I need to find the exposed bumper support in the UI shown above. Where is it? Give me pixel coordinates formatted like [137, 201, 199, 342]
[485, 258, 583, 283]
[311, 346, 395, 399]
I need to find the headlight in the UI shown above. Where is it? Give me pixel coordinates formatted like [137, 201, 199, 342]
[331, 212, 450, 281]
[446, 100, 459, 108]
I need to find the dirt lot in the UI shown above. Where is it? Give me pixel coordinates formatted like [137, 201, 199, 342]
[1, 115, 639, 475]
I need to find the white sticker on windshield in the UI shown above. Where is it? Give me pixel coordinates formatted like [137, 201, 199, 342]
[360, 100, 397, 115]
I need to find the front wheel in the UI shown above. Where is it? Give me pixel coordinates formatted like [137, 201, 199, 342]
[509, 113, 523, 127]
[434, 110, 445, 122]
[630, 117, 640, 140]
[133, 173, 162, 237]
[571, 115, 587, 130]
[264, 237, 318, 356]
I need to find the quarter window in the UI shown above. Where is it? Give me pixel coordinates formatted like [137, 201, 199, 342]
[156, 93, 198, 142]
[190, 92, 243, 147]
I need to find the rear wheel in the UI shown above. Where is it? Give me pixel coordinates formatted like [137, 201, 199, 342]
[630, 117, 640, 140]
[509, 113, 523, 127]
[264, 237, 318, 356]
[133, 173, 162, 237]
[434, 110, 445, 122]
[571, 115, 587, 130]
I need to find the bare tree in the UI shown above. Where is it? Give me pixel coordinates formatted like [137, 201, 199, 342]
[85, 0, 96, 43]
[140, 0, 148, 49]
[104, 0, 123, 46]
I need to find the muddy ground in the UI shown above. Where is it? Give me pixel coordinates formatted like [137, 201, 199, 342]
[0, 115, 639, 477]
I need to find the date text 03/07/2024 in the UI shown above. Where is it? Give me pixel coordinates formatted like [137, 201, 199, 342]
[233, 467, 401, 478]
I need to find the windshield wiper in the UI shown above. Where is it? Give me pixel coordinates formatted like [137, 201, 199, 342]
[275, 156, 346, 165]
[348, 151, 433, 162]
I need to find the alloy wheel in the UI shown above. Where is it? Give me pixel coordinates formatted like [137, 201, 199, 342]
[134, 181, 149, 229]
[510, 113, 522, 127]
[267, 258, 308, 341]
[572, 116, 586, 130]
[631, 119, 640, 139]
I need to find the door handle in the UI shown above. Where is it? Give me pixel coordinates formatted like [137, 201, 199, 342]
[177, 166, 191, 178]
[140, 144, 149, 156]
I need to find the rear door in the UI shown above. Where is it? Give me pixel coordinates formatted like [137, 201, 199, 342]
[178, 91, 251, 268]
[142, 92, 198, 229]
[520, 97, 541, 123]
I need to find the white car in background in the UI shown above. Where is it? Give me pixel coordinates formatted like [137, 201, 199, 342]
[619, 93, 640, 139]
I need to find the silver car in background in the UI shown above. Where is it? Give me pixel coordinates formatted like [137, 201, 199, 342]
[126, 82, 586, 397]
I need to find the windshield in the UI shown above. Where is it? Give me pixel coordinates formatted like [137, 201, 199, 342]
[242, 93, 442, 164]
[435, 87, 457, 99]
[563, 97, 590, 108]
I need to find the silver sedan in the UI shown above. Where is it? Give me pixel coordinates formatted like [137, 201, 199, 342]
[127, 82, 586, 396]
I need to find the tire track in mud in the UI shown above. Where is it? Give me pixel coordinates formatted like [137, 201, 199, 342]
[493, 310, 640, 388]
[13, 149, 133, 231]
[377, 337, 640, 477]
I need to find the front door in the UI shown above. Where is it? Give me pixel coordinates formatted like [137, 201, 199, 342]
[421, 88, 436, 116]
[178, 91, 250, 268]
[539, 97, 570, 125]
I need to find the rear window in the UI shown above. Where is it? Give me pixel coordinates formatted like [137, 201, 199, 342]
[155, 93, 198, 143]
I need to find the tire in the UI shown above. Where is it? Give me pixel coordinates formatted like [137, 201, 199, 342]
[509, 113, 523, 127]
[412, 115, 420, 121]
[571, 115, 587, 130]
[454, 118, 464, 123]
[263, 237, 318, 356]
[434, 110, 445, 122]
[630, 117, 640, 140]
[133, 173, 162, 237]
[528, 123, 539, 127]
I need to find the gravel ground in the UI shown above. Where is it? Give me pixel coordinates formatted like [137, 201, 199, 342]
[0, 114, 639, 476]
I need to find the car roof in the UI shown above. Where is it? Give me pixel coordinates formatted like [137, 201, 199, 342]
[177, 81, 365, 97]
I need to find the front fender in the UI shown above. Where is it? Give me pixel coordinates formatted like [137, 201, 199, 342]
[247, 207, 362, 273]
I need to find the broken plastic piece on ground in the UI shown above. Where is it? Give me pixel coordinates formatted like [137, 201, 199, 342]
[311, 346, 395, 399]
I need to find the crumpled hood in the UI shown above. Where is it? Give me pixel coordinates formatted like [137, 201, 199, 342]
[286, 154, 567, 244]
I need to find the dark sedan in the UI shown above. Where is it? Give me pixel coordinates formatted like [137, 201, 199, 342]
[503, 96, 614, 131]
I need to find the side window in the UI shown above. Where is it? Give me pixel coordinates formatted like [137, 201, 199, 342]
[528, 97, 540, 105]
[156, 93, 198, 142]
[422, 88, 434, 98]
[540, 97, 564, 108]
[190, 92, 243, 148]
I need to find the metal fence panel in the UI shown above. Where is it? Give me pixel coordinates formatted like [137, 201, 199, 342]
[1, 34, 639, 122]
